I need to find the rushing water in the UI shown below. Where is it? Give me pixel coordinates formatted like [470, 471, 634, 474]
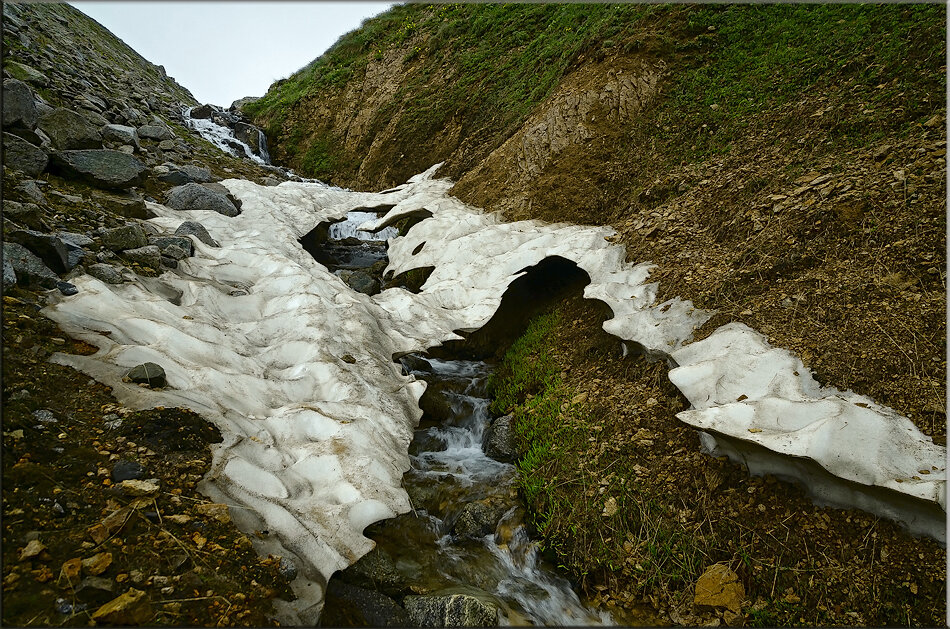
[381, 356, 616, 626]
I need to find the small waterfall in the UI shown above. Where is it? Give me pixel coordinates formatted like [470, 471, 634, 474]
[183, 106, 270, 165]
[328, 211, 398, 241]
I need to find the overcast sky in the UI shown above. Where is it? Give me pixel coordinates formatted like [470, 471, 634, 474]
[70, 2, 395, 107]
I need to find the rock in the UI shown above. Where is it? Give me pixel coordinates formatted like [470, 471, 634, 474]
[452, 501, 503, 540]
[32, 409, 57, 424]
[50, 150, 146, 189]
[2, 242, 58, 289]
[101, 124, 140, 149]
[57, 281, 78, 296]
[229, 96, 259, 112]
[91, 588, 151, 625]
[111, 460, 144, 482]
[159, 243, 189, 261]
[101, 224, 148, 251]
[200, 182, 242, 209]
[92, 190, 153, 219]
[188, 104, 214, 119]
[126, 362, 166, 387]
[136, 123, 175, 141]
[694, 564, 745, 614]
[482, 414, 518, 463]
[148, 236, 193, 256]
[164, 183, 239, 217]
[88, 263, 125, 284]
[123, 244, 161, 269]
[195, 503, 231, 523]
[321, 580, 410, 628]
[157, 139, 176, 151]
[2, 132, 48, 177]
[418, 381, 453, 422]
[179, 164, 214, 183]
[117, 479, 159, 497]
[15, 180, 47, 204]
[18, 539, 47, 561]
[81, 552, 113, 576]
[2, 78, 38, 130]
[3, 257, 16, 289]
[341, 547, 404, 596]
[3, 200, 49, 231]
[174, 221, 219, 247]
[403, 592, 498, 627]
[37, 107, 103, 150]
[8, 229, 73, 272]
[233, 121, 267, 157]
[345, 270, 380, 295]
[4, 60, 48, 86]
[278, 556, 297, 580]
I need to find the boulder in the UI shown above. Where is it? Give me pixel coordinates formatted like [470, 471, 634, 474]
[149, 236, 193, 257]
[345, 270, 380, 295]
[340, 547, 405, 596]
[7, 229, 76, 273]
[229, 96, 259, 112]
[174, 221, 219, 247]
[92, 190, 153, 220]
[2, 78, 38, 131]
[233, 122, 264, 154]
[199, 182, 242, 209]
[3, 200, 48, 231]
[2, 242, 58, 289]
[418, 380, 453, 422]
[111, 460, 145, 482]
[321, 580, 409, 628]
[123, 245, 161, 270]
[37, 107, 102, 150]
[87, 263, 125, 285]
[126, 362, 166, 388]
[403, 593, 498, 627]
[3, 257, 17, 289]
[158, 243, 189, 261]
[188, 104, 214, 119]
[101, 124, 139, 149]
[136, 124, 175, 141]
[179, 164, 214, 183]
[482, 414, 518, 463]
[3, 60, 48, 86]
[101, 224, 148, 251]
[452, 501, 503, 540]
[50, 150, 146, 190]
[165, 183, 239, 217]
[2, 132, 48, 177]
[15, 180, 46, 204]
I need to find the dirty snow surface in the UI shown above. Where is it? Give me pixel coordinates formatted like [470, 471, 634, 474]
[42, 164, 947, 620]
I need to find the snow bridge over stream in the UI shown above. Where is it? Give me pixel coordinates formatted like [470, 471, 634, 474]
[42, 164, 946, 623]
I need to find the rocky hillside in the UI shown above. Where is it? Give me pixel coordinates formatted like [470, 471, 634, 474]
[246, 3, 948, 626]
[2, 3, 302, 625]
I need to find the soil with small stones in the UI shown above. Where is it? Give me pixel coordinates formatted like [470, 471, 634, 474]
[513, 291, 945, 627]
[2, 289, 296, 626]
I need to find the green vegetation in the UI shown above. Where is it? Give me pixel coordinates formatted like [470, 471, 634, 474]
[659, 3, 946, 159]
[489, 312, 702, 590]
[245, 3, 943, 182]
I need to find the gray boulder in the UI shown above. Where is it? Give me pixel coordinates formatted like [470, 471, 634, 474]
[229, 97, 259, 112]
[37, 107, 102, 150]
[2, 242, 58, 289]
[15, 180, 46, 204]
[87, 263, 125, 284]
[403, 593, 498, 627]
[7, 229, 77, 273]
[50, 150, 146, 189]
[159, 243, 189, 261]
[137, 124, 175, 141]
[179, 164, 214, 183]
[2, 132, 48, 177]
[482, 414, 518, 463]
[2, 79, 38, 131]
[165, 183, 239, 217]
[101, 124, 140, 149]
[149, 236, 193, 257]
[2, 200, 48, 231]
[101, 224, 148, 252]
[340, 547, 405, 596]
[345, 270, 380, 295]
[3, 257, 17, 290]
[188, 104, 214, 119]
[123, 245, 161, 269]
[174, 220, 219, 247]
[452, 501, 505, 540]
[233, 122, 264, 154]
[321, 580, 409, 628]
[126, 362, 166, 388]
[92, 190, 153, 219]
[4, 61, 48, 86]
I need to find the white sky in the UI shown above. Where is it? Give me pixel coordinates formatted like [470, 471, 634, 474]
[69, 2, 395, 106]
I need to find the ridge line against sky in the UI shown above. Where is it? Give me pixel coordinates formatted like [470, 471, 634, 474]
[69, 1, 395, 106]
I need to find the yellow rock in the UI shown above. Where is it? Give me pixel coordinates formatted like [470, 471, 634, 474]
[694, 563, 744, 614]
[92, 588, 152, 625]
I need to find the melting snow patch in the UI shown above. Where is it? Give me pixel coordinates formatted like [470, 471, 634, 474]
[42, 163, 947, 620]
